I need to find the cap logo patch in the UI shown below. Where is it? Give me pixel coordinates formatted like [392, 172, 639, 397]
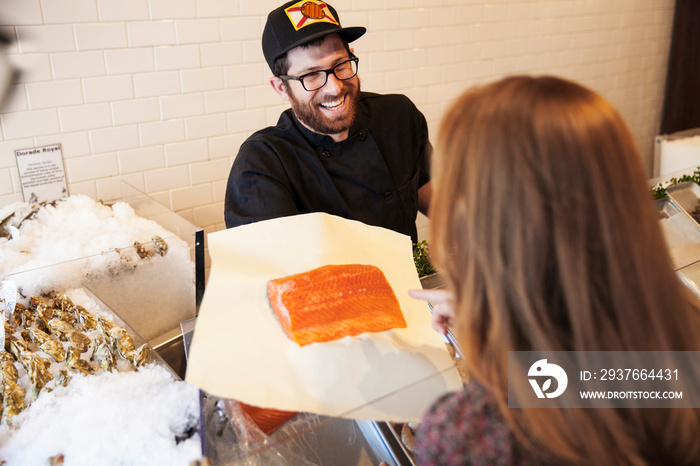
[285, 1, 339, 31]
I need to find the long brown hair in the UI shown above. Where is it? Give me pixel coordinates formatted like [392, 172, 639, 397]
[430, 75, 700, 465]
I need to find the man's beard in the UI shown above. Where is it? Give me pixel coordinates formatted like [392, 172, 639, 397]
[286, 78, 361, 137]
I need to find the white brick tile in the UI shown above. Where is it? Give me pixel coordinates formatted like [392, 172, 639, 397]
[171, 184, 212, 210]
[366, 10, 401, 31]
[220, 17, 261, 42]
[354, 32, 381, 53]
[154, 45, 200, 71]
[241, 39, 264, 64]
[1, 84, 28, 113]
[414, 27, 442, 48]
[455, 43, 483, 61]
[17, 25, 76, 53]
[165, 139, 208, 166]
[59, 103, 111, 133]
[244, 84, 281, 109]
[201, 42, 243, 67]
[27, 79, 83, 110]
[0, 138, 35, 169]
[0, 169, 13, 195]
[41, 0, 98, 24]
[36, 131, 91, 158]
[10, 166, 20, 193]
[443, 25, 471, 46]
[204, 88, 244, 114]
[176, 19, 220, 44]
[190, 158, 230, 184]
[75, 23, 128, 51]
[208, 133, 245, 159]
[127, 21, 176, 48]
[67, 180, 96, 199]
[66, 152, 119, 183]
[0, 192, 23, 207]
[150, 0, 196, 19]
[233, 0, 277, 16]
[181, 67, 224, 93]
[111, 98, 160, 125]
[541, 18, 563, 35]
[97, 0, 150, 22]
[482, 3, 510, 23]
[399, 10, 423, 30]
[160, 93, 205, 119]
[400, 49, 430, 69]
[105, 48, 155, 75]
[185, 114, 226, 139]
[89, 125, 139, 153]
[469, 23, 494, 42]
[197, 0, 239, 18]
[429, 7, 460, 28]
[193, 202, 224, 229]
[1, 1, 43, 26]
[145, 165, 189, 192]
[385, 0, 414, 8]
[149, 191, 173, 209]
[96, 174, 146, 203]
[51, 51, 105, 80]
[353, 0, 385, 11]
[212, 178, 227, 202]
[133, 71, 181, 98]
[139, 120, 185, 146]
[385, 30, 414, 51]
[118, 145, 165, 174]
[226, 108, 266, 134]
[83, 75, 134, 103]
[264, 103, 289, 126]
[1, 109, 59, 139]
[384, 69, 414, 91]
[367, 51, 401, 73]
[10, 53, 52, 83]
[175, 207, 194, 223]
[224, 63, 264, 88]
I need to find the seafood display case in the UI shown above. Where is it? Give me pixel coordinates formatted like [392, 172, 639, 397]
[1, 181, 204, 379]
[658, 182, 700, 297]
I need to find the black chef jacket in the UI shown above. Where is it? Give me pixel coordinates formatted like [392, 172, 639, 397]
[224, 92, 431, 242]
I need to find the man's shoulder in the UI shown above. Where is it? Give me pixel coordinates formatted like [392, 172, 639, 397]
[360, 91, 417, 110]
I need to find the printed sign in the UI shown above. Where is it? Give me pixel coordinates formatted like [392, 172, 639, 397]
[15, 143, 68, 203]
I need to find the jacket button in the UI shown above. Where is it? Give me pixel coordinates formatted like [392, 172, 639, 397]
[321, 150, 331, 158]
[358, 131, 367, 141]
[384, 191, 392, 200]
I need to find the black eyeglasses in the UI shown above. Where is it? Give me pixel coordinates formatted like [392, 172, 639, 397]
[278, 56, 359, 92]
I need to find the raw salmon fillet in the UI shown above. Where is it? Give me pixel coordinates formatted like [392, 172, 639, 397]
[267, 264, 407, 346]
[239, 402, 297, 435]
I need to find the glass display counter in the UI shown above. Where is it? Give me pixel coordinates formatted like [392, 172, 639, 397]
[1, 181, 203, 375]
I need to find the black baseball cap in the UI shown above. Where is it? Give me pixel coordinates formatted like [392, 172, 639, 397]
[262, 0, 366, 73]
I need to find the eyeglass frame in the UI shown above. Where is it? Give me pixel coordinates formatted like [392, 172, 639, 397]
[276, 55, 359, 92]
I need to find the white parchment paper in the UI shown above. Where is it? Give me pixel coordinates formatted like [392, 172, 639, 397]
[185, 213, 462, 422]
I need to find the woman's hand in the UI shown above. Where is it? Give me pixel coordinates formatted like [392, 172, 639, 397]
[408, 289, 455, 335]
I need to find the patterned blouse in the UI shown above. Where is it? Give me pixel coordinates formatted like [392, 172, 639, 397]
[415, 382, 552, 466]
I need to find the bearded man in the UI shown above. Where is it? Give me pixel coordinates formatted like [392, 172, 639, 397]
[224, 0, 432, 242]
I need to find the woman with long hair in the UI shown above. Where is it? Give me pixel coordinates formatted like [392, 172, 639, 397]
[410, 75, 700, 465]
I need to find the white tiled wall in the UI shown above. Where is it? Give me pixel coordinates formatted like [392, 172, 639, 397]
[0, 0, 675, 238]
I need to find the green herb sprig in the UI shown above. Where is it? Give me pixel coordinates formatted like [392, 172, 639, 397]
[651, 166, 700, 199]
[413, 240, 436, 277]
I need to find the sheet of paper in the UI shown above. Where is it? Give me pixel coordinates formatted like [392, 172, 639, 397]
[185, 213, 462, 422]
